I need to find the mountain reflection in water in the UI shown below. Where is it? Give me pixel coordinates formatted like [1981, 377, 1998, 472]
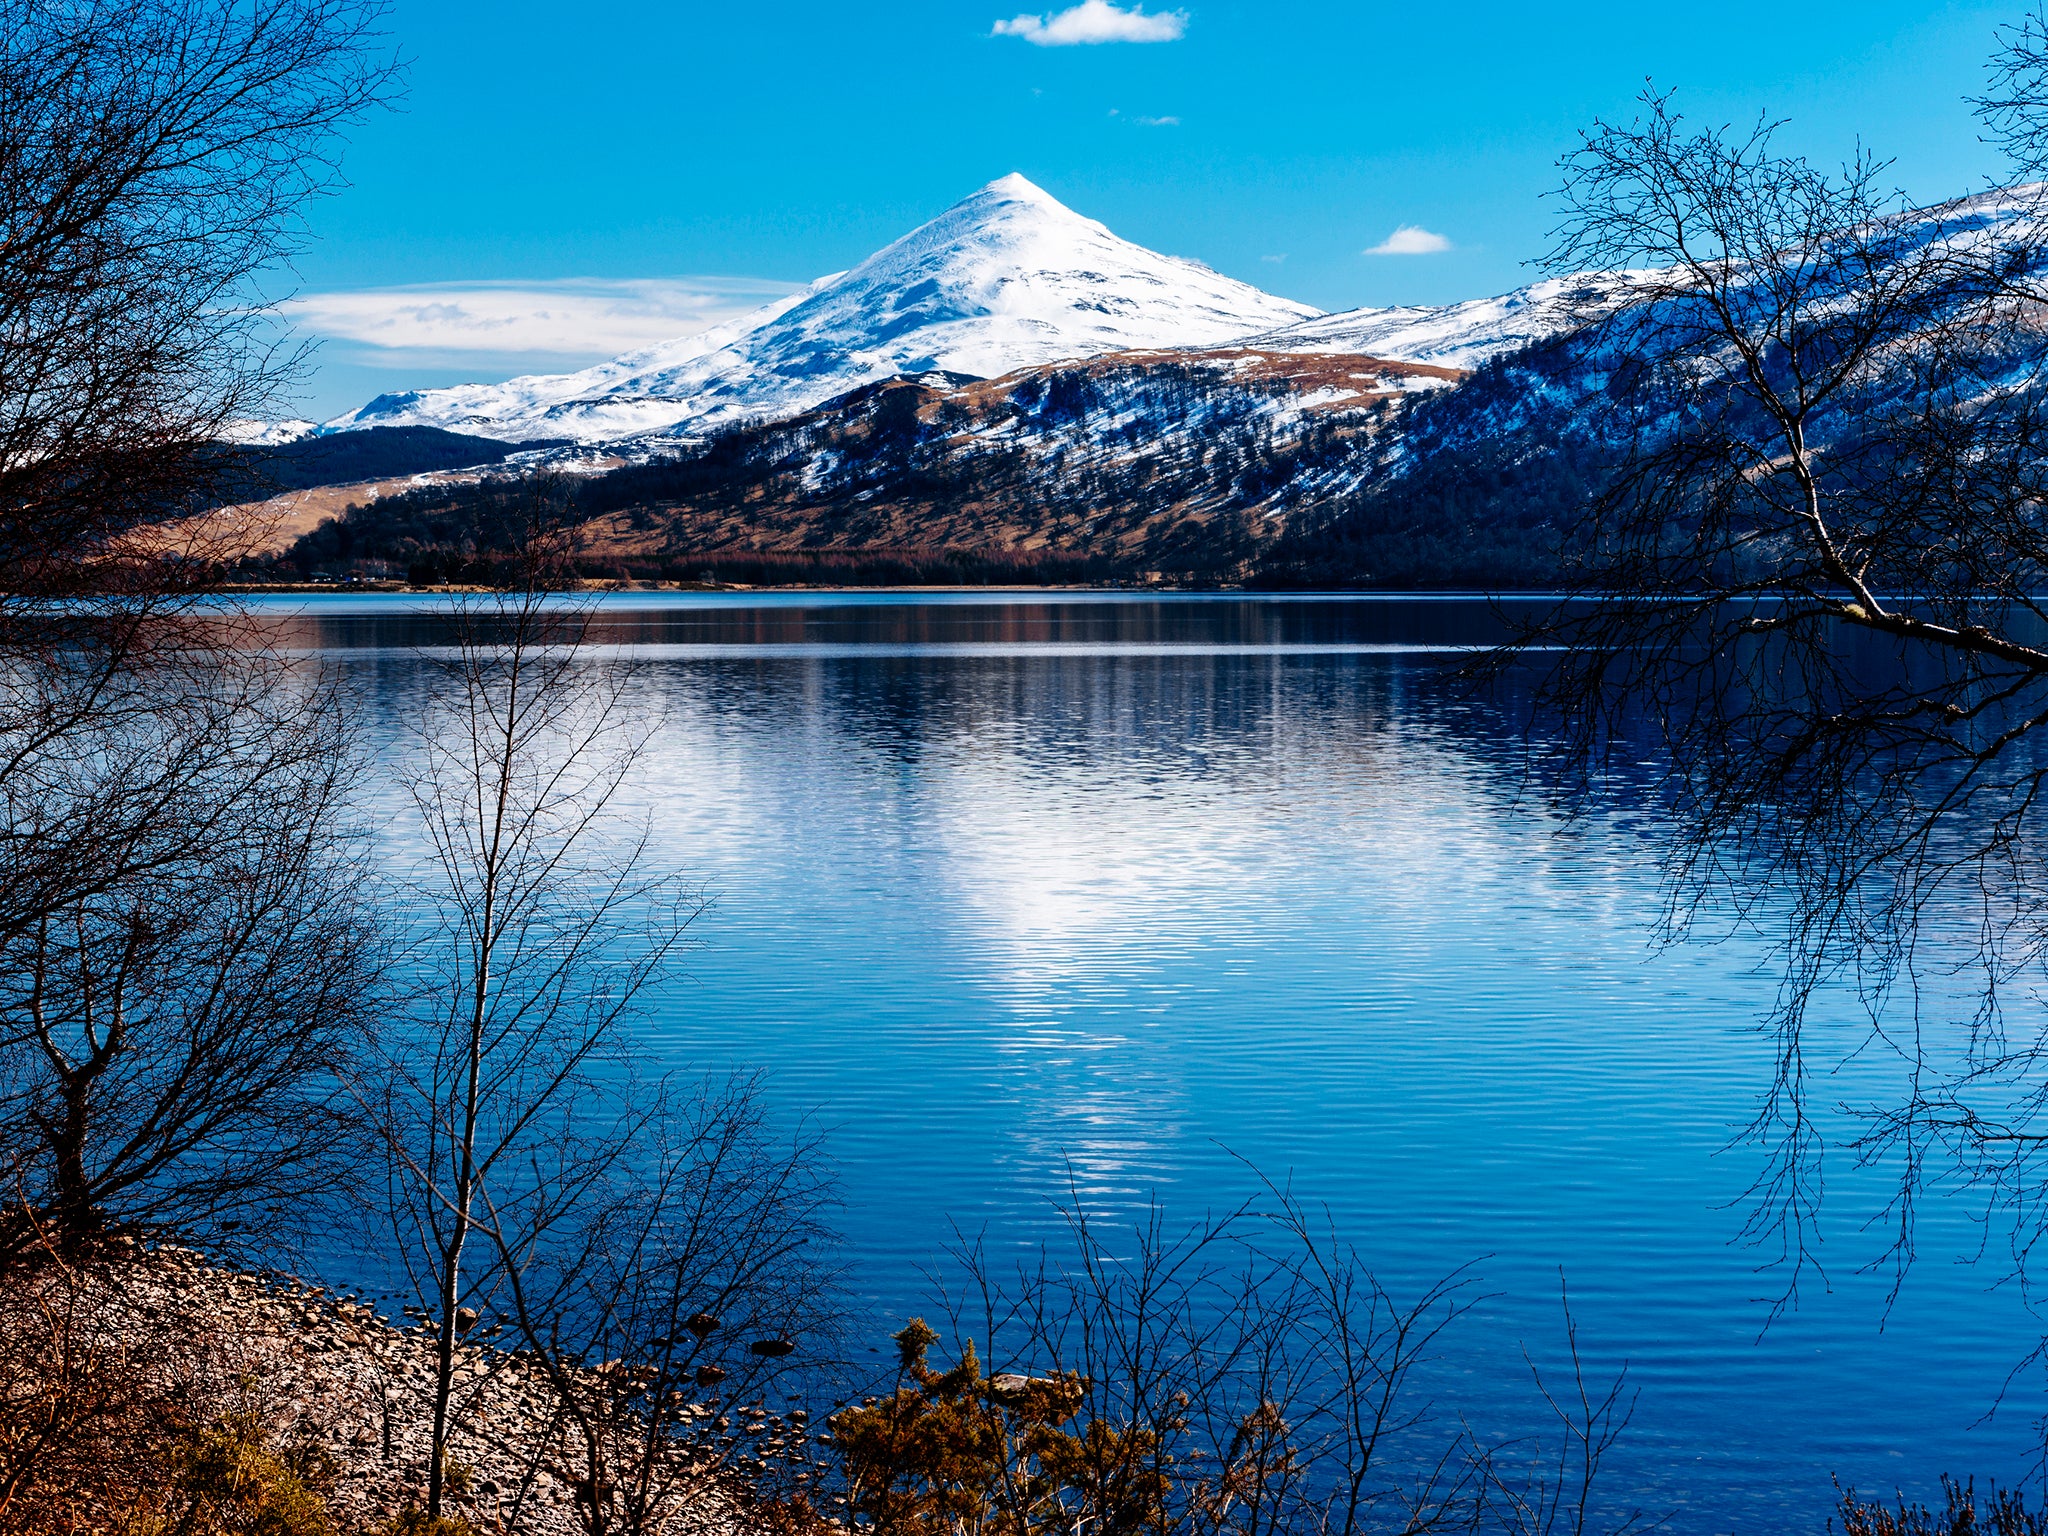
[251, 592, 2042, 1535]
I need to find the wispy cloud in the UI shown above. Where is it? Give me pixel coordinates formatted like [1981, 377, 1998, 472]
[994, 0, 1187, 46]
[1365, 226, 1454, 257]
[284, 276, 800, 357]
[1260, 254, 1288, 265]
[1136, 114, 1180, 127]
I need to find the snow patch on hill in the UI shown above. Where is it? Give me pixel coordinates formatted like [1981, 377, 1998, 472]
[1239, 275, 1656, 372]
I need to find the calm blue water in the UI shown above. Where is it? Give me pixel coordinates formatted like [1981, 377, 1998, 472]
[264, 592, 2048, 1534]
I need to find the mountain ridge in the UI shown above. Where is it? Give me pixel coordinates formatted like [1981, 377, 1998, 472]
[320, 175, 1326, 445]
[315, 178, 2048, 461]
[247, 175, 2048, 595]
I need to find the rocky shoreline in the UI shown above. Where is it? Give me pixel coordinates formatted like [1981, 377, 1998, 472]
[2, 1243, 822, 1534]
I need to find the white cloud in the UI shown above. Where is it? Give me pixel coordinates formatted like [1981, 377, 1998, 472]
[283, 276, 801, 357]
[1136, 114, 1180, 127]
[993, 0, 1187, 46]
[1260, 254, 1288, 265]
[1365, 226, 1454, 257]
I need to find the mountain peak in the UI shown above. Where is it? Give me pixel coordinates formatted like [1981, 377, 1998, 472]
[982, 171, 1056, 201]
[872, 173, 1110, 269]
[967, 173, 1081, 221]
[323, 178, 1320, 443]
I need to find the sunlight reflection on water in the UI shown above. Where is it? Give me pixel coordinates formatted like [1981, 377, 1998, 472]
[261, 593, 2048, 1536]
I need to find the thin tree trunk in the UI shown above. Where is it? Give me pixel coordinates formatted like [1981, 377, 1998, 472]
[426, 648, 520, 1520]
[426, 926, 491, 1518]
[47, 1073, 93, 1233]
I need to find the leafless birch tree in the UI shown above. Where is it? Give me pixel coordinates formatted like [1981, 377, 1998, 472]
[1498, 10, 2048, 1308]
[0, 0, 403, 1280]
[373, 583, 699, 1522]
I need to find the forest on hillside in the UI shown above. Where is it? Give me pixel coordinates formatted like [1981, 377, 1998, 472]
[258, 359, 1584, 590]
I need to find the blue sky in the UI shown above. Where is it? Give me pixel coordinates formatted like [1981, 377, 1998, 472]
[286, 0, 2020, 419]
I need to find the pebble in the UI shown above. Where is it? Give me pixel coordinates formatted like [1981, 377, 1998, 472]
[23, 1249, 825, 1536]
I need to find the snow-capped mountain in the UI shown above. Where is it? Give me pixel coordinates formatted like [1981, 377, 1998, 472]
[321, 174, 1322, 444]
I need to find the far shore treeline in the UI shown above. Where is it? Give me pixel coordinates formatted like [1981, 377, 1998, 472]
[243, 366, 1583, 592]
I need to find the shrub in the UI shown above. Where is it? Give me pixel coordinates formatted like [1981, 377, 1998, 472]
[384, 1507, 476, 1536]
[121, 1414, 336, 1536]
[1836, 1477, 2048, 1535]
[829, 1318, 1097, 1536]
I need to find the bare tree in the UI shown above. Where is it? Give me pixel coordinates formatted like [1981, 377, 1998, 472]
[0, 0, 396, 581]
[481, 1071, 842, 1535]
[0, 0, 410, 1518]
[824, 1175, 1641, 1536]
[1467, 1281, 1645, 1536]
[0, 0, 404, 1291]
[1491, 24, 2048, 1307]
[0, 638, 380, 1263]
[372, 581, 700, 1523]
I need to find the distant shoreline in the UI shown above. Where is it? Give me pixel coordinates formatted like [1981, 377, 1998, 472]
[210, 583, 1551, 600]
[215, 580, 1222, 596]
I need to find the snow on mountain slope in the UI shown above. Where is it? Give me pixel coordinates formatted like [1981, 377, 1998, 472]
[1238, 274, 1657, 373]
[1247, 189, 2048, 373]
[223, 418, 319, 446]
[318, 286, 826, 444]
[322, 175, 1321, 444]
